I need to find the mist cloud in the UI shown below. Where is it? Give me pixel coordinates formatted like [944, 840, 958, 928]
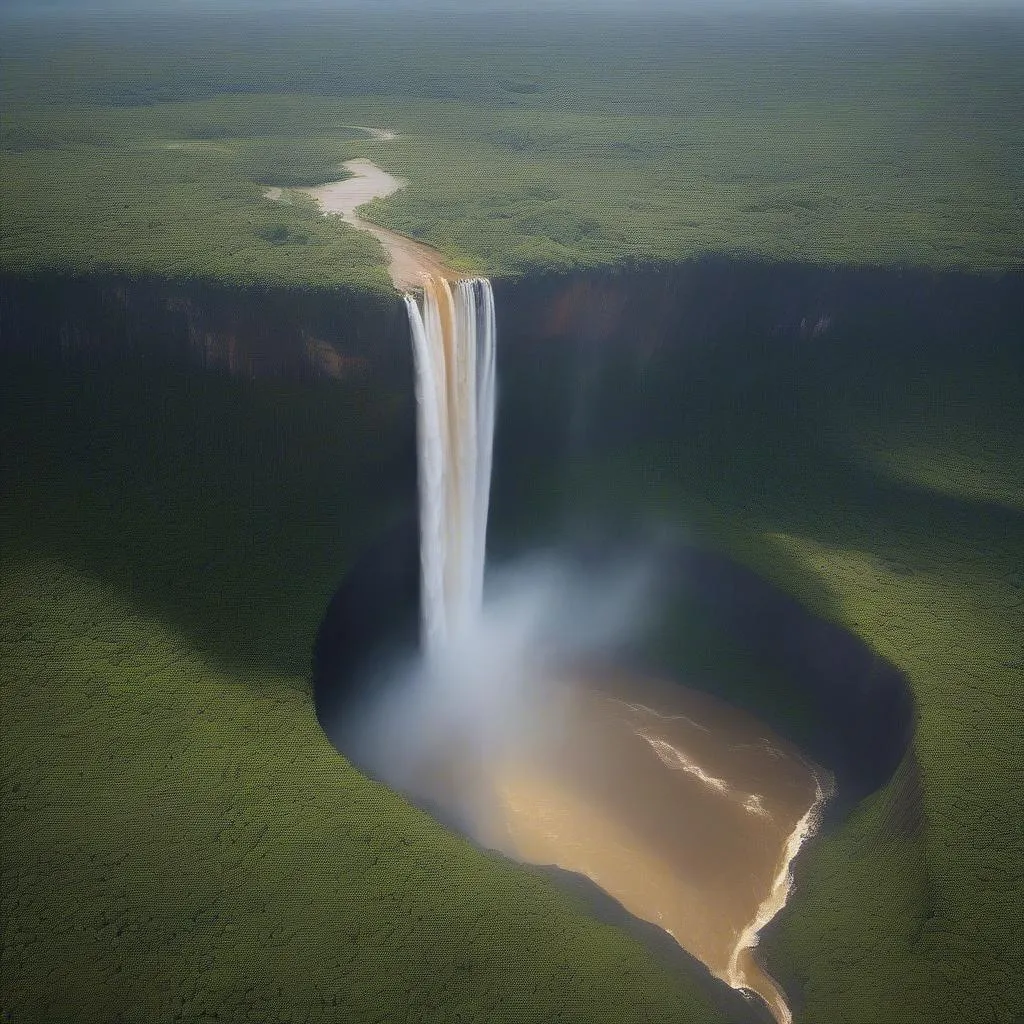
[334, 542, 668, 843]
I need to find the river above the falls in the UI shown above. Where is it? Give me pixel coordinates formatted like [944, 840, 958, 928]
[265, 155, 459, 290]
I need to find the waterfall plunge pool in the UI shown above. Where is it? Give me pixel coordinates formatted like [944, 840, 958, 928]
[312, 522, 915, 1024]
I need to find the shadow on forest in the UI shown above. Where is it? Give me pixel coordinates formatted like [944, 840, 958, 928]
[2, 261, 1021, 703]
[0, 357, 417, 686]
[3, 338, 1021, 704]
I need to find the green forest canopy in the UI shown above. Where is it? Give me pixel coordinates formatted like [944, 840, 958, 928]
[1, 7, 1023, 287]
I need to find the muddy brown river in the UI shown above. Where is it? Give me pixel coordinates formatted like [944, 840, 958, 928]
[419, 670, 829, 1024]
[266, 155, 460, 290]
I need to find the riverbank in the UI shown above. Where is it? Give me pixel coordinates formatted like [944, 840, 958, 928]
[268, 156, 461, 289]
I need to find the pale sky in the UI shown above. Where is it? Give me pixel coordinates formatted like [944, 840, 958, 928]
[6, 0, 1024, 10]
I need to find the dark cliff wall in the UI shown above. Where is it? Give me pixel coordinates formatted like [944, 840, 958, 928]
[5, 259, 1017, 423]
[0, 273, 410, 384]
[491, 259, 1023, 486]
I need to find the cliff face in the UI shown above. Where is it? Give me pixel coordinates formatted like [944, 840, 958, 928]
[5, 259, 1017, 402]
[491, 260, 1023, 473]
[0, 273, 409, 384]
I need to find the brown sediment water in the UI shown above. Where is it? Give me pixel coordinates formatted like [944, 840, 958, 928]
[444, 671, 830, 1024]
[265, 153, 460, 290]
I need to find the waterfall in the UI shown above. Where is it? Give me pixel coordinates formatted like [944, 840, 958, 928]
[404, 276, 497, 658]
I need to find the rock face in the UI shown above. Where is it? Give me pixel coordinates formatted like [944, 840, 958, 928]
[0, 273, 408, 383]
[491, 259, 1023, 472]
[4, 258, 1018, 413]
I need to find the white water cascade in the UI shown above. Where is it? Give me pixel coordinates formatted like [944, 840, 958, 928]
[403, 276, 497, 659]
